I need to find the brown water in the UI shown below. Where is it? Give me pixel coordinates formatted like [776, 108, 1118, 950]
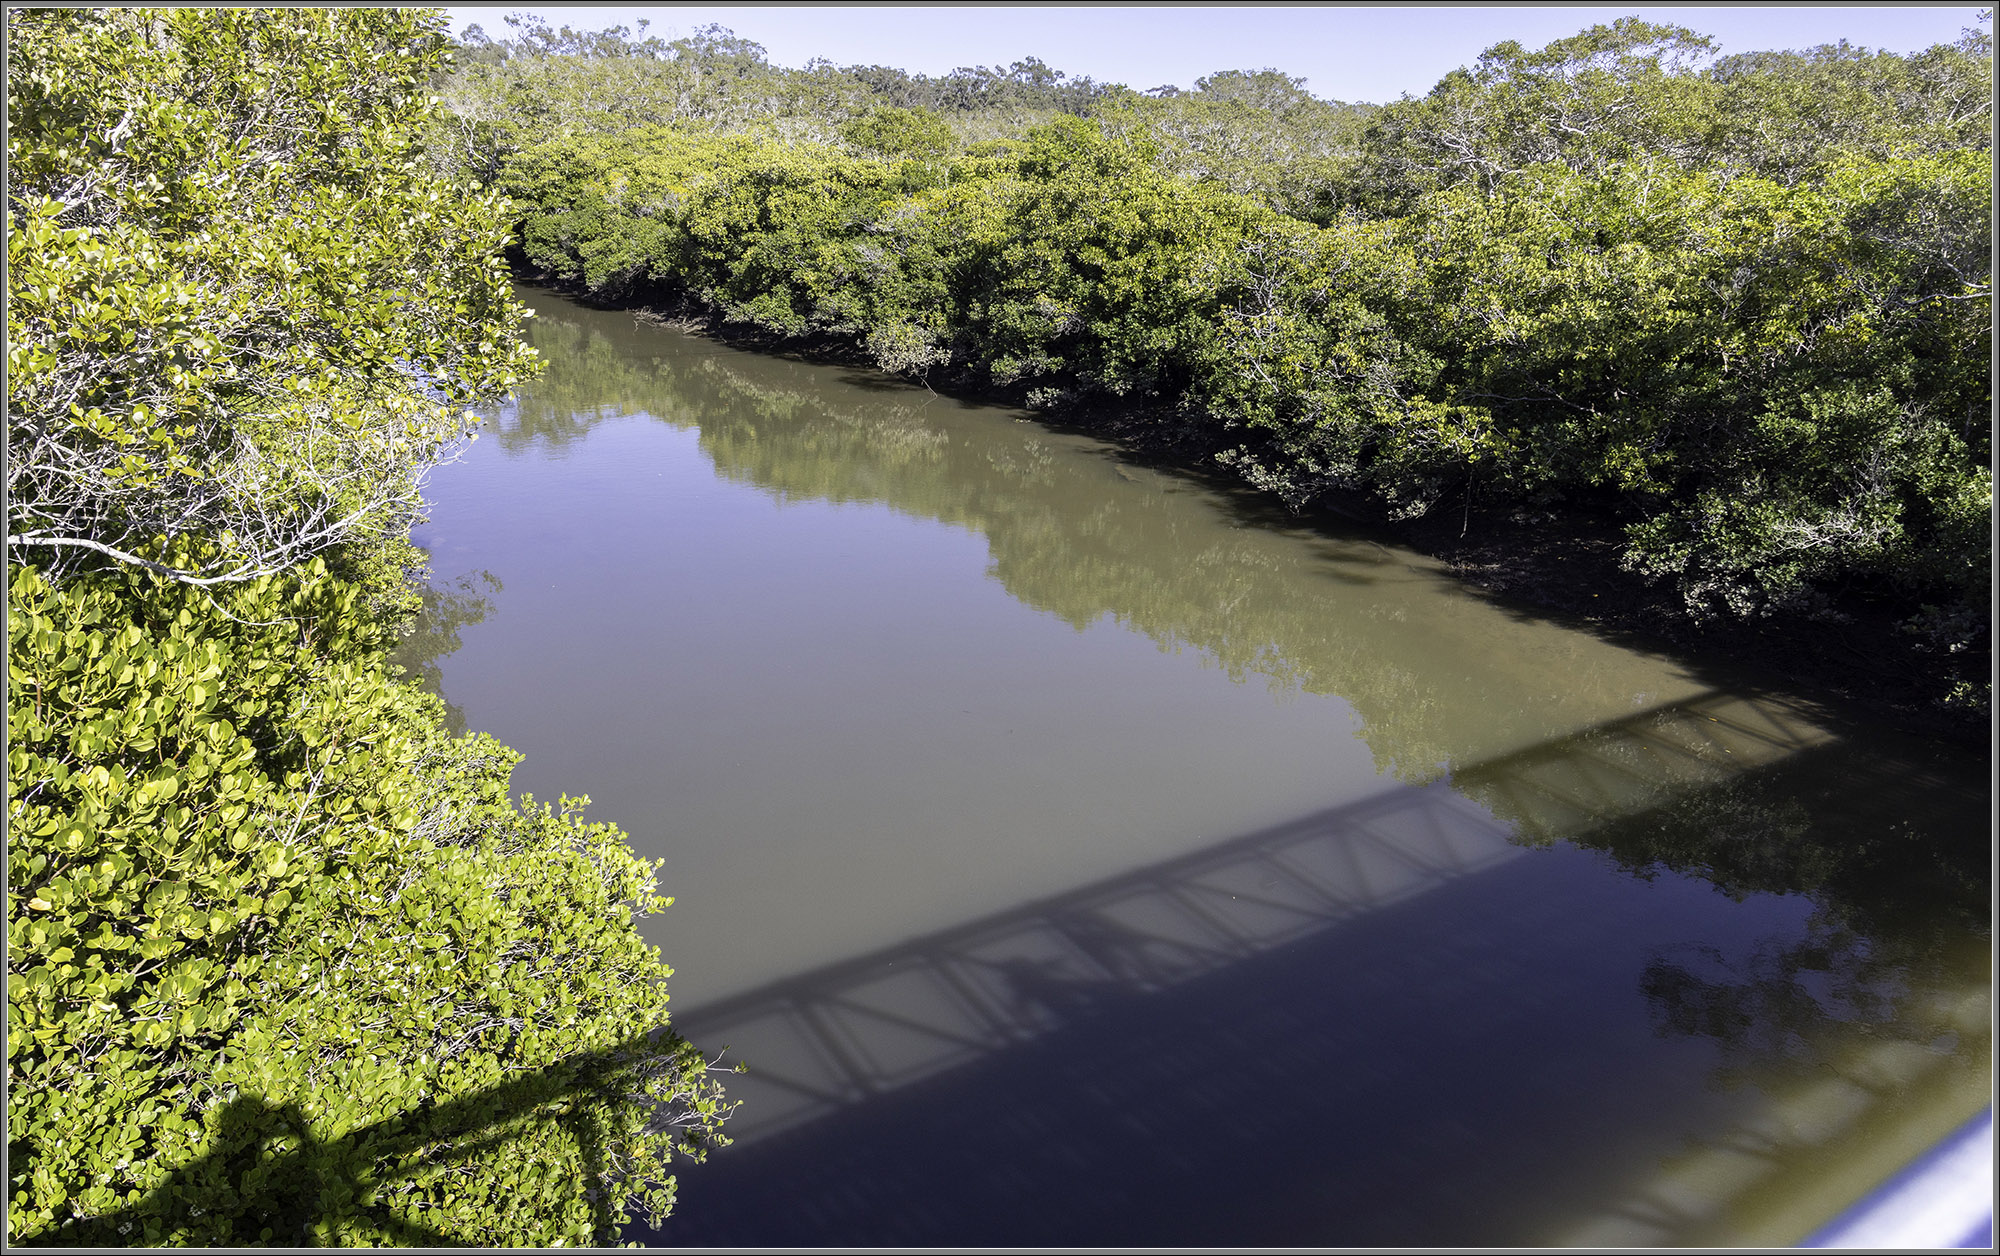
[398, 289, 1990, 1247]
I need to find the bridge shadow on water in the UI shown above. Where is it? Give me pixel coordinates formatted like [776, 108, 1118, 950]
[635, 688, 1987, 1247]
[28, 690, 1981, 1246]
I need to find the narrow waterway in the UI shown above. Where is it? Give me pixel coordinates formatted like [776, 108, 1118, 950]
[398, 288, 1990, 1247]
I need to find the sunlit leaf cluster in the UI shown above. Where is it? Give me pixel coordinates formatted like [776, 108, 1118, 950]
[7, 8, 537, 586]
[8, 557, 731, 1245]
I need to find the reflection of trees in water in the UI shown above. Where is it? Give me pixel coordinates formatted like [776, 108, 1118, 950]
[503, 294, 1988, 979]
[1540, 729, 1991, 1150]
[1622, 753, 1981, 926]
[1409, 686, 1987, 1164]
[1589, 775, 1823, 900]
[1552, 889, 1991, 1246]
[486, 310, 702, 453]
[1460, 728, 1834, 897]
[1646, 917, 1888, 1070]
[390, 570, 501, 736]
[1641, 905, 1984, 1091]
[1453, 693, 1987, 949]
[504, 301, 1657, 785]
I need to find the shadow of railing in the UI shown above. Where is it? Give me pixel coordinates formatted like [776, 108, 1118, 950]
[1556, 940, 1991, 1246]
[1552, 882, 1993, 1247]
[23, 1029, 724, 1248]
[672, 687, 1833, 1149]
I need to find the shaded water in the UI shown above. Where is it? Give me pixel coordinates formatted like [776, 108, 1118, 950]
[398, 289, 1990, 1247]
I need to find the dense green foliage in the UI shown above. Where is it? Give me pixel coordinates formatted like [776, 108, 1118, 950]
[433, 14, 1373, 214]
[7, 8, 728, 1245]
[451, 15, 1992, 707]
[7, 7, 535, 589]
[7, 559, 728, 1245]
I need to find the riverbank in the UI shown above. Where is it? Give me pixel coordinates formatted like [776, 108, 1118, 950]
[1408, 503, 1987, 748]
[1079, 393, 1988, 750]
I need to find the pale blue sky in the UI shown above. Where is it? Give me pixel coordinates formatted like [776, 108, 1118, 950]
[445, 5, 1987, 103]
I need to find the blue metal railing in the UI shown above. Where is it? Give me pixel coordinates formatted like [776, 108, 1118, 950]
[1803, 1107, 1994, 1248]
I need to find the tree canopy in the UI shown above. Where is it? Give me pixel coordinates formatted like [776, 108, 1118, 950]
[7, 9, 730, 1245]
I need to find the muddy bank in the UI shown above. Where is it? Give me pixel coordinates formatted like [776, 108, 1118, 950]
[1399, 501, 1988, 749]
[1049, 394, 1987, 749]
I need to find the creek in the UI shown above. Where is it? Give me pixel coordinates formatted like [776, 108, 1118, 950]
[396, 287, 1990, 1246]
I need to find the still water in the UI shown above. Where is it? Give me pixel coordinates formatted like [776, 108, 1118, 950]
[399, 289, 1990, 1247]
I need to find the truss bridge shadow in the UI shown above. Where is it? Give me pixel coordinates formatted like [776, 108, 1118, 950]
[642, 689, 1866, 1246]
[25, 688, 1922, 1248]
[1450, 685, 1837, 846]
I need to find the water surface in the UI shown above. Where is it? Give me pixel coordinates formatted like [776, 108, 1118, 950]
[399, 289, 1990, 1247]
